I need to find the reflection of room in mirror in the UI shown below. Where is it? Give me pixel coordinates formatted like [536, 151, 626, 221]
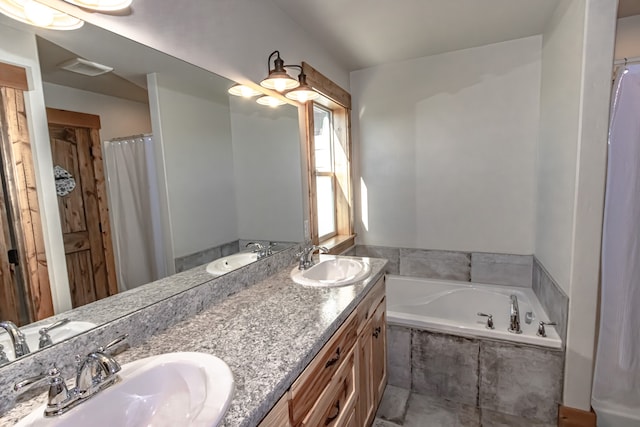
[0, 15, 304, 364]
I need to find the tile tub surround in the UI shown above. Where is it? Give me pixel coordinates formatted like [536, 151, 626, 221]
[387, 326, 564, 424]
[533, 257, 569, 344]
[354, 245, 533, 287]
[175, 239, 240, 272]
[0, 243, 304, 416]
[1, 256, 388, 427]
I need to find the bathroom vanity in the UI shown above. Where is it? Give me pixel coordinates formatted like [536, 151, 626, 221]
[1, 255, 387, 427]
[259, 275, 386, 427]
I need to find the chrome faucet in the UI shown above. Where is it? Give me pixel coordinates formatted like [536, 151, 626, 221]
[508, 294, 522, 334]
[297, 245, 329, 270]
[13, 335, 127, 417]
[0, 320, 30, 358]
[39, 318, 71, 349]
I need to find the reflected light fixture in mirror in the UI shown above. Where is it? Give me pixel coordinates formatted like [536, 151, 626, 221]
[256, 95, 287, 107]
[63, 0, 131, 11]
[260, 50, 300, 92]
[0, 0, 83, 29]
[228, 83, 262, 98]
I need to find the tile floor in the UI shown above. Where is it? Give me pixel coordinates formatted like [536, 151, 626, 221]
[373, 385, 557, 427]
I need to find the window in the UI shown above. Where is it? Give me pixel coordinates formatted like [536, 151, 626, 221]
[313, 105, 337, 240]
[302, 62, 354, 253]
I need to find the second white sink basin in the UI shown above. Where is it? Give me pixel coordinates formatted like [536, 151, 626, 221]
[16, 352, 234, 427]
[206, 252, 258, 276]
[291, 258, 371, 287]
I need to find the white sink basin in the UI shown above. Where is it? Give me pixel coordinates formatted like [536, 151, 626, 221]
[0, 320, 95, 361]
[291, 258, 371, 287]
[206, 252, 258, 276]
[16, 352, 234, 427]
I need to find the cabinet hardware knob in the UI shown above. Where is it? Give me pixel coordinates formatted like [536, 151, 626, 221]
[324, 400, 340, 425]
[324, 347, 341, 368]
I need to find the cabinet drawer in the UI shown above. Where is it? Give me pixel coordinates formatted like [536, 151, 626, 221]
[258, 391, 291, 427]
[300, 347, 357, 427]
[291, 310, 357, 426]
[356, 276, 385, 335]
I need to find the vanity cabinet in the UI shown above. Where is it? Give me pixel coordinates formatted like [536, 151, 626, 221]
[258, 276, 386, 427]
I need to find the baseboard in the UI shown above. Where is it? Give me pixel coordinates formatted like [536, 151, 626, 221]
[558, 405, 597, 427]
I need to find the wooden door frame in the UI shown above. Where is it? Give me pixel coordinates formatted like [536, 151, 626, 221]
[46, 107, 118, 299]
[0, 61, 54, 322]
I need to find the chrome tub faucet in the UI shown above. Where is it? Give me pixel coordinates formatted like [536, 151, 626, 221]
[508, 294, 522, 334]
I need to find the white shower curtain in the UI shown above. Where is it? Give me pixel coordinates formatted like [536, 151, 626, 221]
[104, 135, 166, 292]
[592, 64, 640, 425]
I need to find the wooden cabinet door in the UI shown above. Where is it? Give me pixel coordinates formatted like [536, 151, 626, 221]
[47, 109, 117, 308]
[357, 316, 374, 427]
[371, 299, 387, 405]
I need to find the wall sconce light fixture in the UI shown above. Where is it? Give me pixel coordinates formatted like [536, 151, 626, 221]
[260, 50, 300, 92]
[0, 0, 83, 30]
[259, 50, 319, 103]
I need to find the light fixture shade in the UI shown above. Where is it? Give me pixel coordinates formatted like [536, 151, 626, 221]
[228, 84, 262, 98]
[0, 0, 84, 30]
[256, 95, 286, 107]
[260, 70, 299, 92]
[284, 72, 319, 103]
[63, 0, 132, 11]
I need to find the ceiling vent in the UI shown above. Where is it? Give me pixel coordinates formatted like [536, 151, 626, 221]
[58, 58, 113, 76]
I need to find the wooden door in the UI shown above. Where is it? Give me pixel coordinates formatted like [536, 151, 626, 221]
[0, 166, 21, 323]
[358, 316, 375, 427]
[0, 63, 53, 324]
[47, 108, 117, 307]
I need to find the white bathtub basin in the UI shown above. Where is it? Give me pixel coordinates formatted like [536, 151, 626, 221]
[386, 275, 562, 348]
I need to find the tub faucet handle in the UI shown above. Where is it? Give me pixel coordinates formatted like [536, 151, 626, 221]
[536, 321, 556, 337]
[477, 312, 494, 330]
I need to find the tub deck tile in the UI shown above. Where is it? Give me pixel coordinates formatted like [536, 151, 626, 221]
[387, 325, 412, 389]
[470, 253, 533, 287]
[356, 245, 400, 274]
[479, 340, 564, 423]
[399, 249, 471, 281]
[411, 330, 479, 406]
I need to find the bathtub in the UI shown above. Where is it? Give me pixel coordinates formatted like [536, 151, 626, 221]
[386, 275, 562, 349]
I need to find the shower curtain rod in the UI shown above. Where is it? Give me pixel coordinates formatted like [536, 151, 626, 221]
[614, 56, 640, 66]
[107, 133, 153, 142]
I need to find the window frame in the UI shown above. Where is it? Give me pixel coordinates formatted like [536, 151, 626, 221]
[302, 62, 354, 253]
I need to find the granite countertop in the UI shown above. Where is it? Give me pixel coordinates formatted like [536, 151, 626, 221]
[2, 255, 386, 427]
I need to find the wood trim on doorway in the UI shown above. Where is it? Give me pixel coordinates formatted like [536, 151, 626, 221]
[0, 82, 53, 322]
[0, 62, 28, 91]
[558, 405, 597, 427]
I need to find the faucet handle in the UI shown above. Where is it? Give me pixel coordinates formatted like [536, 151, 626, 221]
[39, 318, 71, 349]
[477, 312, 494, 329]
[536, 321, 556, 337]
[98, 334, 128, 353]
[15, 367, 73, 417]
[0, 344, 9, 366]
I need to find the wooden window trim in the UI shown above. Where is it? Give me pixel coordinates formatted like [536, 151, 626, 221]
[303, 63, 355, 253]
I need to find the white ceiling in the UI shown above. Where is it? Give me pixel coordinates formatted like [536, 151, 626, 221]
[271, 0, 561, 71]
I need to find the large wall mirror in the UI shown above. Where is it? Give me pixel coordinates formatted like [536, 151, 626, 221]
[0, 15, 304, 366]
